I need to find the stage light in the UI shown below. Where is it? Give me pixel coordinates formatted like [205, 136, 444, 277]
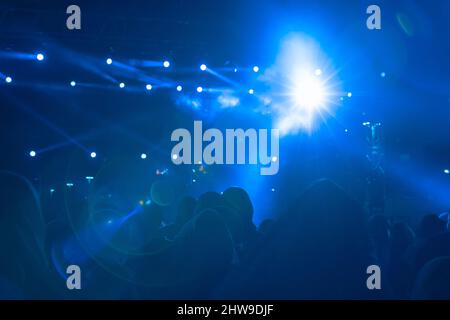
[200, 64, 207, 71]
[272, 156, 278, 162]
[85, 176, 94, 183]
[66, 183, 74, 188]
[163, 60, 170, 68]
[253, 66, 259, 73]
[172, 154, 178, 160]
[271, 188, 275, 192]
[315, 68, 322, 76]
[141, 153, 147, 159]
[106, 58, 113, 65]
[293, 76, 326, 109]
[445, 169, 450, 174]
[234, 68, 238, 73]
[146, 84, 152, 90]
[70, 81, 76, 87]
[29, 150, 36, 157]
[5, 76, 12, 83]
[248, 89, 254, 94]
[36, 53, 44, 61]
[119, 82, 125, 88]
[344, 128, 349, 133]
[90, 152, 97, 158]
[380, 72, 386, 78]
[347, 92, 352, 98]
[197, 86, 203, 93]
[176, 85, 183, 92]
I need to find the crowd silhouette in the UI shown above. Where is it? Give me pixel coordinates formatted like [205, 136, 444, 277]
[1, 169, 450, 299]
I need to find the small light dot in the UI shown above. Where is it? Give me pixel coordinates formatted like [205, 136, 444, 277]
[197, 86, 203, 93]
[192, 179, 196, 183]
[200, 64, 207, 71]
[176, 85, 183, 92]
[234, 68, 238, 73]
[344, 129, 349, 133]
[106, 58, 113, 65]
[90, 152, 97, 158]
[119, 82, 125, 88]
[253, 66, 259, 73]
[29, 150, 36, 157]
[5, 76, 12, 83]
[271, 188, 275, 192]
[380, 72, 386, 78]
[315, 69, 322, 76]
[36, 53, 44, 61]
[248, 89, 254, 94]
[172, 154, 178, 160]
[271, 156, 278, 162]
[141, 153, 147, 159]
[445, 169, 450, 174]
[347, 92, 352, 98]
[146, 84, 152, 90]
[70, 81, 76, 87]
[163, 60, 170, 68]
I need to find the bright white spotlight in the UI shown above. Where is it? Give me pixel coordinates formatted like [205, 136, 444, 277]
[163, 60, 170, 68]
[70, 81, 76, 87]
[141, 153, 147, 159]
[445, 169, 450, 174]
[90, 152, 97, 158]
[248, 89, 254, 94]
[172, 154, 178, 160]
[176, 85, 183, 92]
[347, 92, 352, 98]
[197, 86, 203, 93]
[36, 53, 45, 61]
[106, 58, 113, 65]
[29, 150, 36, 157]
[119, 82, 125, 88]
[292, 76, 326, 109]
[253, 66, 260, 73]
[146, 84, 152, 91]
[314, 68, 322, 76]
[200, 64, 207, 71]
[5, 76, 12, 83]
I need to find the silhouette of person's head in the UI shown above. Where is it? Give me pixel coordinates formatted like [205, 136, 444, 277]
[222, 187, 254, 225]
[412, 256, 450, 299]
[195, 191, 224, 214]
[418, 214, 446, 239]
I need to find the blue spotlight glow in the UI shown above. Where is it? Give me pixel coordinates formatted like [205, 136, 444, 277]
[380, 72, 386, 78]
[445, 169, 450, 174]
[347, 92, 353, 98]
[70, 81, 76, 87]
[106, 58, 113, 65]
[253, 66, 260, 73]
[234, 68, 238, 73]
[176, 85, 183, 92]
[90, 152, 97, 158]
[197, 86, 203, 93]
[36, 53, 44, 61]
[141, 153, 147, 159]
[29, 150, 36, 157]
[119, 82, 125, 88]
[5, 76, 12, 83]
[146, 84, 152, 90]
[163, 60, 170, 68]
[200, 64, 207, 71]
[248, 89, 254, 94]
